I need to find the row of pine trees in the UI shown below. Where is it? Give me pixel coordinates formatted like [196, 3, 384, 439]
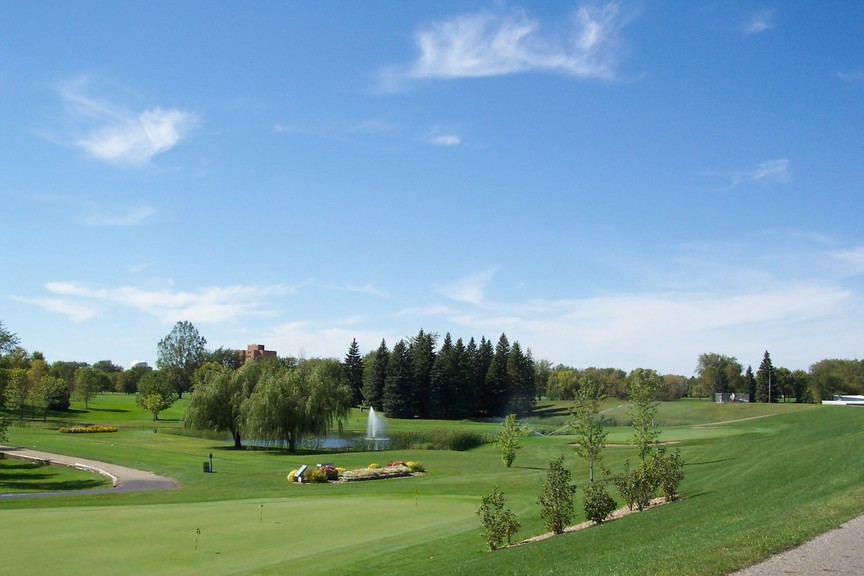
[343, 330, 536, 419]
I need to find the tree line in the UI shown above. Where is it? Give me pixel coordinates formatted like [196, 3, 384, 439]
[3, 317, 864, 432]
[350, 330, 537, 420]
[690, 351, 864, 403]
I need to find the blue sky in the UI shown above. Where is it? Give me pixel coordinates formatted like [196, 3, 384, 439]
[2, 1, 863, 375]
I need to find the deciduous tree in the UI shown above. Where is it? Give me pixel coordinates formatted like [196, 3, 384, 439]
[240, 359, 351, 452]
[570, 377, 607, 482]
[156, 321, 207, 397]
[477, 486, 520, 550]
[495, 413, 524, 468]
[538, 456, 577, 534]
[627, 368, 662, 464]
[136, 370, 178, 420]
[74, 367, 109, 409]
[0, 320, 19, 356]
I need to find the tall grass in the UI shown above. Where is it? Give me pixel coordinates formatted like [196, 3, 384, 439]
[388, 429, 487, 451]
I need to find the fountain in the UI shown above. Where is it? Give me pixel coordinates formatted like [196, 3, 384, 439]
[365, 407, 389, 451]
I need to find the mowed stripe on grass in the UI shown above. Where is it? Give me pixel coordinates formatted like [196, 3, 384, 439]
[0, 493, 478, 576]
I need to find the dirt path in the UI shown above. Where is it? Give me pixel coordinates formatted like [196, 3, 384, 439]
[0, 445, 179, 498]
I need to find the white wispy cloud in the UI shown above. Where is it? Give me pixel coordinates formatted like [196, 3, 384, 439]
[710, 158, 790, 190]
[749, 158, 790, 182]
[380, 2, 628, 89]
[343, 283, 391, 298]
[59, 76, 196, 166]
[437, 269, 498, 306]
[9, 296, 97, 323]
[837, 70, 864, 81]
[28, 282, 295, 325]
[422, 125, 462, 146]
[265, 321, 390, 360]
[827, 247, 864, 277]
[742, 11, 776, 34]
[80, 205, 156, 227]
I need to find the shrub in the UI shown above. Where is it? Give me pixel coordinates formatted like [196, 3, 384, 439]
[538, 456, 577, 534]
[306, 467, 329, 483]
[477, 486, 520, 550]
[583, 481, 617, 524]
[614, 460, 657, 511]
[495, 414, 524, 468]
[368, 463, 380, 469]
[388, 460, 407, 468]
[287, 470, 299, 483]
[652, 446, 685, 501]
[406, 461, 425, 473]
[319, 465, 339, 481]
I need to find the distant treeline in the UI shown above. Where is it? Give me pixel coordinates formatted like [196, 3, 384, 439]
[348, 330, 537, 419]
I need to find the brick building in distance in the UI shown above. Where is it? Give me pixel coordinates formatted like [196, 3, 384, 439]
[244, 344, 277, 364]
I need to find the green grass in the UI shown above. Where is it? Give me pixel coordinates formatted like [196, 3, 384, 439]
[0, 457, 112, 493]
[1, 395, 863, 575]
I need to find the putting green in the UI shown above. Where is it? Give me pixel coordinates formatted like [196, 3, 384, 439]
[0, 493, 478, 575]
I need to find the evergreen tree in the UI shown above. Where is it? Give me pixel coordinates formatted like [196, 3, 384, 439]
[465, 337, 480, 416]
[745, 365, 756, 402]
[344, 338, 364, 407]
[429, 333, 453, 419]
[755, 351, 776, 403]
[363, 340, 388, 411]
[451, 338, 473, 419]
[383, 340, 414, 418]
[410, 329, 436, 419]
[484, 334, 512, 416]
[473, 337, 494, 416]
[507, 342, 536, 414]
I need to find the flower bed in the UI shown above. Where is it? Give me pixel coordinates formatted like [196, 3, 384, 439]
[288, 461, 425, 483]
[340, 464, 413, 482]
[58, 425, 118, 434]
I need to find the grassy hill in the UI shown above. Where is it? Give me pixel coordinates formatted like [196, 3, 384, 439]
[1, 395, 862, 575]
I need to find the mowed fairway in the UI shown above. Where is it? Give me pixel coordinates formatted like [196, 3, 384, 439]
[1, 395, 863, 576]
[1, 494, 479, 576]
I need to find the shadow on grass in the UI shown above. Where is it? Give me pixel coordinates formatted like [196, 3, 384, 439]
[0, 461, 109, 493]
[0, 477, 108, 491]
[528, 405, 571, 418]
[686, 458, 736, 466]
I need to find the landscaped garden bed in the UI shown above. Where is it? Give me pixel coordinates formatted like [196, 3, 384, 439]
[288, 461, 425, 483]
[58, 425, 119, 433]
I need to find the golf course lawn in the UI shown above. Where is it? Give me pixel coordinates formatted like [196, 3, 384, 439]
[1, 395, 862, 575]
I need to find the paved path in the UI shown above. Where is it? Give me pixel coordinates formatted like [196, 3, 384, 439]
[729, 515, 864, 575]
[0, 445, 179, 498]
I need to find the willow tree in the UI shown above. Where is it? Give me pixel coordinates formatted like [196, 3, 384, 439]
[184, 363, 244, 448]
[241, 359, 351, 452]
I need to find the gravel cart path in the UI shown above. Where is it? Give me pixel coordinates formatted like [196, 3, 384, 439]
[729, 515, 864, 575]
